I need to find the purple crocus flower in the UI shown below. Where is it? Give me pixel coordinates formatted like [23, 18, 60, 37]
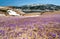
[8, 24, 16, 27]
[0, 30, 5, 36]
[49, 32, 56, 38]
[52, 33, 56, 38]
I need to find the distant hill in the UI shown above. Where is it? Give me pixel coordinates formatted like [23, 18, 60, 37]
[11, 4, 60, 13]
[20, 4, 60, 12]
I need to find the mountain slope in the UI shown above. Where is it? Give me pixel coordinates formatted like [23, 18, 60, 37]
[19, 4, 60, 12]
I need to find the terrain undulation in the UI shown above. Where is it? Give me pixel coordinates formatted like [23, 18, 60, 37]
[0, 14, 60, 39]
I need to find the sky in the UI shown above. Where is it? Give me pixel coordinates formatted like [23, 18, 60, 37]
[0, 0, 60, 6]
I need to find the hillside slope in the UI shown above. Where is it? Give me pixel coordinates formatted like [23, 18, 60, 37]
[0, 14, 60, 39]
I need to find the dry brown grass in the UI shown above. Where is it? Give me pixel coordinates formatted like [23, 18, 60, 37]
[22, 10, 60, 17]
[41, 10, 60, 15]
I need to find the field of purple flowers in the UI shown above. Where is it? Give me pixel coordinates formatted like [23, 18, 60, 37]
[0, 15, 60, 39]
